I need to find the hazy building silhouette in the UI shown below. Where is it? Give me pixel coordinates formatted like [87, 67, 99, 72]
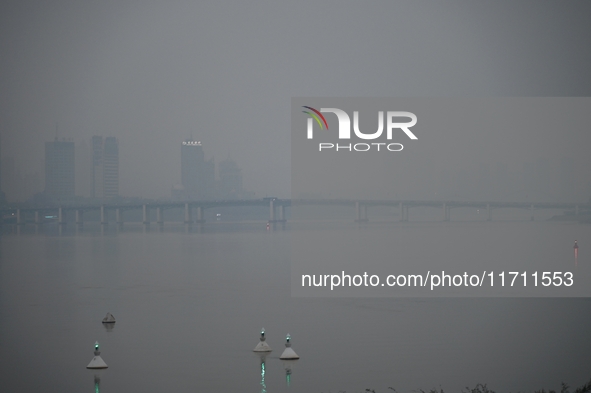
[103, 137, 119, 198]
[218, 158, 243, 199]
[91, 136, 103, 198]
[91, 136, 119, 199]
[45, 138, 75, 199]
[180, 140, 214, 200]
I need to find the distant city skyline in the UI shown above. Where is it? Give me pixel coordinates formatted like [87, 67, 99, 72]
[0, 131, 588, 204]
[0, 134, 258, 203]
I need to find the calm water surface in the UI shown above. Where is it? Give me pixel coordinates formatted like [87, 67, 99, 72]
[1, 220, 590, 392]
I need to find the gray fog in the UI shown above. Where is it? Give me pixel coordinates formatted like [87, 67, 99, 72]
[2, 1, 591, 201]
[3, 2, 591, 392]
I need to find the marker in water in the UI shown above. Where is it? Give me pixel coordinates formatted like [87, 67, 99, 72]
[87, 341, 108, 369]
[280, 333, 299, 359]
[574, 240, 579, 267]
[253, 327, 272, 352]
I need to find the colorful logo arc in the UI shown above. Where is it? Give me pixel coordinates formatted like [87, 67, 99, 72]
[302, 106, 329, 130]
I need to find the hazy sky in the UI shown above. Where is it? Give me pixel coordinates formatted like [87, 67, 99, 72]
[2, 1, 591, 200]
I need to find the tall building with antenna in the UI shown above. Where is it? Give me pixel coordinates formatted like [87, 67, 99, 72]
[180, 139, 214, 200]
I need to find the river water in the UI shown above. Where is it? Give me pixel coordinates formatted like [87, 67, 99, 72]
[1, 219, 590, 393]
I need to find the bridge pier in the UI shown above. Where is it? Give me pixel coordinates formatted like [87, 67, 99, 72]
[398, 203, 409, 221]
[278, 205, 285, 221]
[486, 204, 491, 221]
[444, 204, 451, 221]
[157, 207, 164, 225]
[184, 203, 192, 224]
[100, 205, 108, 225]
[196, 206, 205, 223]
[116, 208, 123, 225]
[16, 209, 24, 225]
[35, 211, 42, 225]
[58, 207, 66, 225]
[76, 210, 84, 226]
[143, 204, 149, 225]
[269, 199, 275, 222]
[530, 204, 534, 221]
[354, 202, 366, 222]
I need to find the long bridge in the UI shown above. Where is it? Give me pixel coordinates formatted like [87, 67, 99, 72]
[2, 198, 589, 226]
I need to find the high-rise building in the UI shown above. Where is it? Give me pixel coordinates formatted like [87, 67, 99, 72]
[91, 136, 103, 198]
[45, 138, 75, 199]
[218, 158, 243, 199]
[103, 137, 119, 198]
[180, 140, 214, 200]
[91, 136, 119, 199]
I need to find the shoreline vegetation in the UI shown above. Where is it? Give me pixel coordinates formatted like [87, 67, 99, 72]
[340, 379, 591, 393]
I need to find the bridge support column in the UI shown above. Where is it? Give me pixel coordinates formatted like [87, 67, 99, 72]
[184, 203, 192, 224]
[116, 209, 123, 225]
[100, 206, 108, 225]
[530, 204, 534, 221]
[399, 203, 404, 222]
[196, 206, 204, 223]
[279, 205, 285, 221]
[58, 208, 66, 225]
[355, 202, 368, 222]
[157, 207, 163, 225]
[486, 204, 491, 221]
[16, 209, 26, 225]
[443, 204, 450, 221]
[35, 211, 42, 225]
[269, 199, 275, 222]
[76, 210, 84, 225]
[143, 204, 149, 225]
